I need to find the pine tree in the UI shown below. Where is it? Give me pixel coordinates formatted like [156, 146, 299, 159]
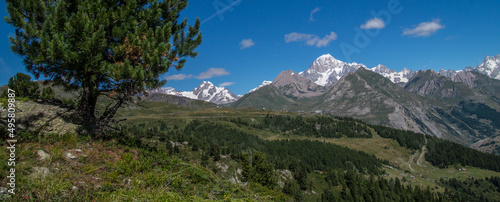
[241, 151, 276, 188]
[40, 86, 55, 100]
[5, 0, 202, 136]
[7, 73, 40, 100]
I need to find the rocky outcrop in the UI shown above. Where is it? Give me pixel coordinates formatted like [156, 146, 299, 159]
[272, 70, 325, 98]
[0, 101, 80, 135]
[451, 71, 479, 88]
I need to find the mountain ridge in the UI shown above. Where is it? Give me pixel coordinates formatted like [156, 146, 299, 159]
[149, 81, 240, 104]
[233, 65, 500, 150]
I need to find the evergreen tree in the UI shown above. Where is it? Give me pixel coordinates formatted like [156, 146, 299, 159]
[7, 73, 40, 99]
[201, 152, 209, 168]
[283, 180, 302, 201]
[40, 86, 55, 100]
[5, 0, 202, 136]
[241, 151, 276, 188]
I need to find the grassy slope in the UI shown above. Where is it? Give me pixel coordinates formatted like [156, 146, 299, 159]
[0, 133, 289, 201]
[231, 85, 295, 110]
[4, 95, 499, 201]
[118, 100, 500, 199]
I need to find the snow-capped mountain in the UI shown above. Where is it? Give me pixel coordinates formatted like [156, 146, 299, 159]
[438, 69, 458, 78]
[474, 55, 500, 80]
[370, 65, 416, 83]
[147, 87, 188, 97]
[436, 55, 500, 80]
[371, 64, 394, 74]
[299, 54, 365, 86]
[249, 81, 272, 93]
[298, 54, 416, 86]
[149, 81, 240, 104]
[193, 81, 241, 104]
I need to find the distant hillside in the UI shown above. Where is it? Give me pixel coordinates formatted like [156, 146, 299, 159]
[142, 93, 217, 108]
[231, 85, 295, 110]
[233, 68, 500, 150]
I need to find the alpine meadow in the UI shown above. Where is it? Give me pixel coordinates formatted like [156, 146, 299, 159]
[1, 0, 500, 201]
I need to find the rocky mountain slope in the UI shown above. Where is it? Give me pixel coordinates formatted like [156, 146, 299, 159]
[230, 84, 296, 110]
[475, 55, 500, 79]
[436, 55, 500, 80]
[299, 54, 364, 86]
[272, 70, 326, 98]
[371, 65, 416, 84]
[451, 71, 500, 102]
[158, 53, 500, 152]
[248, 80, 272, 93]
[297, 54, 416, 87]
[312, 68, 476, 143]
[404, 70, 477, 101]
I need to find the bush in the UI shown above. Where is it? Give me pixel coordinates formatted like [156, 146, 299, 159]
[61, 98, 77, 108]
[8, 73, 40, 100]
[40, 87, 55, 100]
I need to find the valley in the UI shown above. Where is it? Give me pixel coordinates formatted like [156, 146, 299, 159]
[2, 87, 500, 200]
[115, 97, 500, 201]
[2, 0, 500, 201]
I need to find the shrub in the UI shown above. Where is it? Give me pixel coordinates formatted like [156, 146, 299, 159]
[40, 87, 55, 100]
[8, 73, 40, 100]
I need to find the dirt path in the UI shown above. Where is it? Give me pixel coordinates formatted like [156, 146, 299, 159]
[408, 137, 428, 171]
[407, 150, 418, 171]
[417, 137, 427, 167]
[267, 134, 280, 140]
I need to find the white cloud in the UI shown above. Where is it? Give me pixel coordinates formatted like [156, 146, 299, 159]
[219, 82, 235, 87]
[403, 19, 445, 37]
[285, 33, 315, 43]
[285, 32, 337, 48]
[309, 7, 321, 21]
[239, 39, 255, 49]
[360, 18, 385, 29]
[195, 68, 230, 79]
[165, 74, 193, 81]
[165, 68, 230, 81]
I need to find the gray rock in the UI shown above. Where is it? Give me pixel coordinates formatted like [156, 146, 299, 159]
[0, 187, 6, 194]
[123, 178, 131, 185]
[31, 167, 52, 178]
[272, 70, 326, 98]
[37, 150, 51, 161]
[65, 152, 77, 160]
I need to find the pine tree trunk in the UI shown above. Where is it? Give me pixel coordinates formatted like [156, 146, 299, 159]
[78, 85, 100, 134]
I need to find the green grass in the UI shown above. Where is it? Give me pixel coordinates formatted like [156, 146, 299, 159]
[0, 133, 290, 201]
[4, 98, 500, 201]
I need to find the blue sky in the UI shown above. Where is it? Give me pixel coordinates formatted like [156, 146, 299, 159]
[1, 0, 500, 95]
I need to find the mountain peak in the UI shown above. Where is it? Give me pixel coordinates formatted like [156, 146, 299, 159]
[300, 54, 363, 86]
[274, 70, 301, 82]
[150, 81, 239, 104]
[273, 70, 325, 98]
[438, 68, 458, 77]
[248, 80, 272, 93]
[317, 53, 335, 60]
[368, 65, 415, 84]
[200, 80, 214, 86]
[475, 54, 500, 79]
[371, 64, 394, 74]
[485, 55, 500, 60]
